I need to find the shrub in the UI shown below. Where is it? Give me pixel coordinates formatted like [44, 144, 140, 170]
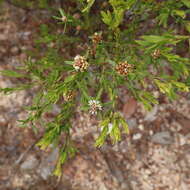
[1, 0, 190, 176]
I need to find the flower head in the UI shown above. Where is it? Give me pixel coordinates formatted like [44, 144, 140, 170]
[73, 55, 89, 72]
[61, 15, 67, 22]
[151, 49, 161, 59]
[115, 61, 133, 76]
[88, 99, 102, 115]
[63, 90, 76, 102]
[92, 32, 102, 44]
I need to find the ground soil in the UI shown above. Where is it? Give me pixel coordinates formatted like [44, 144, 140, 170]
[0, 2, 190, 190]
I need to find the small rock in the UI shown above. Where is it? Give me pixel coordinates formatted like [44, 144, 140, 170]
[10, 46, 19, 55]
[119, 141, 128, 153]
[37, 148, 59, 180]
[46, 147, 59, 163]
[149, 130, 154, 136]
[17, 31, 31, 40]
[39, 166, 53, 180]
[132, 133, 142, 140]
[138, 124, 144, 131]
[144, 105, 158, 122]
[179, 134, 186, 146]
[151, 131, 173, 145]
[20, 155, 39, 171]
[127, 118, 137, 129]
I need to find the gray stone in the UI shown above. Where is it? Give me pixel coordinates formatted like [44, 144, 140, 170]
[127, 118, 137, 129]
[37, 148, 59, 180]
[144, 105, 158, 122]
[151, 131, 173, 145]
[20, 155, 39, 171]
[39, 166, 54, 180]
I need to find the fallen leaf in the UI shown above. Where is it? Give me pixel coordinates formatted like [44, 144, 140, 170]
[178, 118, 190, 134]
[122, 97, 137, 119]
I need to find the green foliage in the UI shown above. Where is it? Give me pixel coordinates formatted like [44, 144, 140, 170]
[95, 112, 129, 147]
[1, 0, 190, 176]
[82, 0, 95, 12]
[101, 0, 136, 29]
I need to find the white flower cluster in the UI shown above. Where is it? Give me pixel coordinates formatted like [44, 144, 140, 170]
[73, 55, 89, 72]
[88, 99, 102, 115]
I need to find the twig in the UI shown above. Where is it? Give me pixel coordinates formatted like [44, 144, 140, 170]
[14, 136, 42, 165]
[5, 0, 32, 11]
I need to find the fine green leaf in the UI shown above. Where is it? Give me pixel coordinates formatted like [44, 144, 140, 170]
[181, 0, 190, 8]
[82, 0, 95, 12]
[1, 70, 26, 78]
